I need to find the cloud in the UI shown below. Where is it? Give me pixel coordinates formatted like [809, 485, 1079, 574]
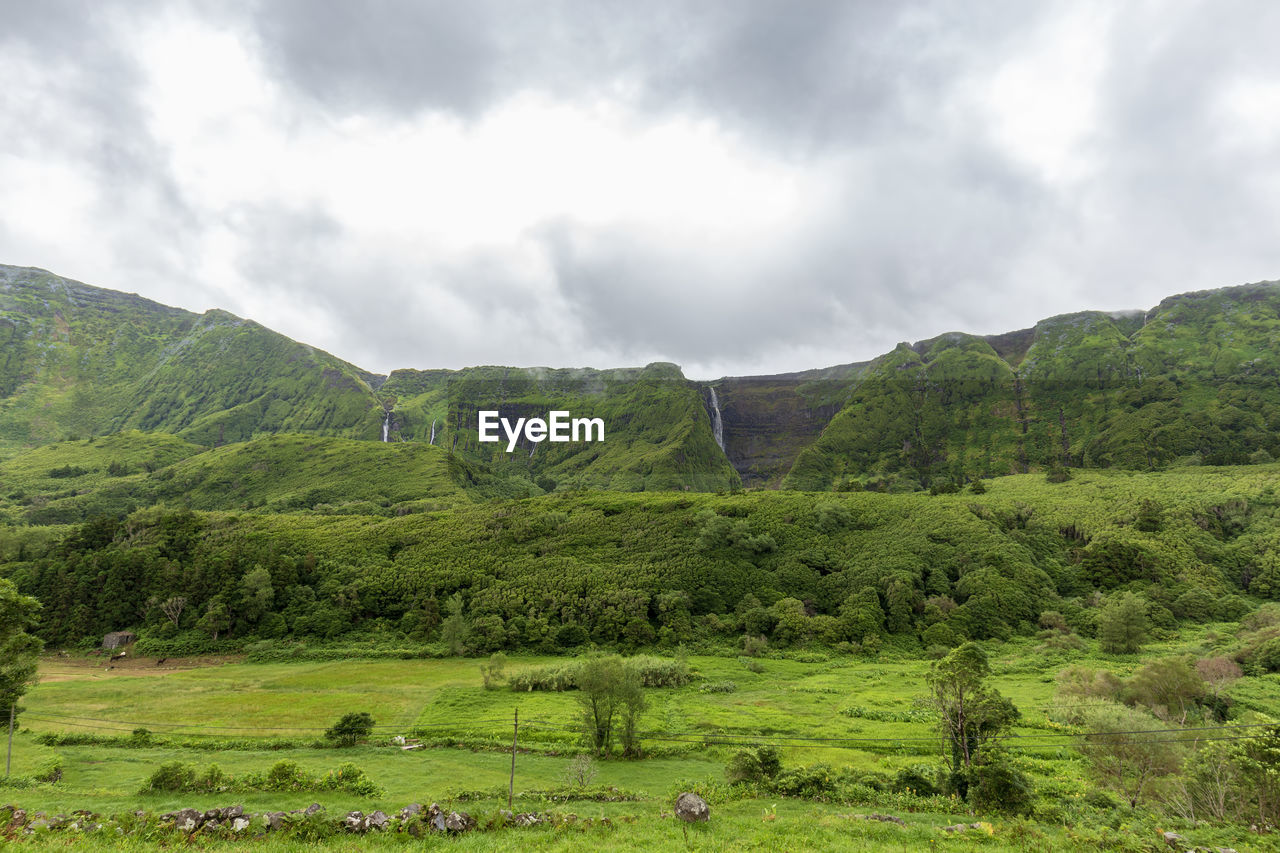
[1, 1, 1279, 380]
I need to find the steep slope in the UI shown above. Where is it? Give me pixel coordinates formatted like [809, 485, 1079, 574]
[708, 364, 865, 488]
[0, 433, 536, 524]
[0, 265, 385, 452]
[409, 363, 740, 492]
[785, 282, 1280, 490]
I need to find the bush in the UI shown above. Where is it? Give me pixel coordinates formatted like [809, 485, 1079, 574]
[700, 680, 737, 693]
[892, 765, 937, 796]
[141, 761, 196, 793]
[324, 711, 375, 746]
[970, 760, 1034, 815]
[142, 760, 381, 796]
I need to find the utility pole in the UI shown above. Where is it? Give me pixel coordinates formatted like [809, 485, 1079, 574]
[508, 708, 519, 811]
[5, 705, 13, 778]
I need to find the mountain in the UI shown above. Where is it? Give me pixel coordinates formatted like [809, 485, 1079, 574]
[783, 284, 1280, 490]
[4, 263, 1280, 495]
[0, 265, 383, 449]
[0, 265, 738, 492]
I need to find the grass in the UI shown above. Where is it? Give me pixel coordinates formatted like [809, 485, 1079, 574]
[5, 631, 1279, 850]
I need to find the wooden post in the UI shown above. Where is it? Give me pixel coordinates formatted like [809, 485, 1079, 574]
[508, 708, 519, 810]
[5, 705, 13, 778]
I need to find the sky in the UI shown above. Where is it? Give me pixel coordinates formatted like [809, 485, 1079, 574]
[2, 1, 1280, 380]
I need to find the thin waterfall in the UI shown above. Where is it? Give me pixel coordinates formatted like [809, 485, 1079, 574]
[428, 419, 436, 446]
[709, 386, 725, 452]
[382, 410, 391, 442]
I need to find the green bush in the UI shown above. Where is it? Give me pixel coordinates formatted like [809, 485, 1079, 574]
[324, 711, 374, 746]
[969, 760, 1034, 815]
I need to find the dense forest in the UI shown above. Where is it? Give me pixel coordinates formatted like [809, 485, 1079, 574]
[2, 464, 1277, 667]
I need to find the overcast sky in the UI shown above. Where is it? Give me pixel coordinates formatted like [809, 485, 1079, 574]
[3, 1, 1279, 379]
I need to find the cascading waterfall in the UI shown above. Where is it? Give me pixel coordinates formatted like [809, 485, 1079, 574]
[382, 410, 391, 442]
[428, 419, 436, 446]
[709, 386, 725, 452]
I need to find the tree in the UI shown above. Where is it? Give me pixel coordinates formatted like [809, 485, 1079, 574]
[578, 653, 625, 756]
[1125, 656, 1205, 725]
[1, 579, 43, 717]
[1078, 703, 1181, 807]
[1196, 656, 1242, 700]
[240, 567, 274, 624]
[1098, 592, 1147, 654]
[195, 596, 231, 641]
[575, 653, 648, 757]
[158, 596, 187, 629]
[440, 592, 469, 656]
[324, 711, 375, 747]
[924, 643, 1019, 787]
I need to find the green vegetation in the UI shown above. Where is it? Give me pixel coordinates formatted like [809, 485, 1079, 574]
[2, 463, 1277, 657]
[0, 577, 42, 718]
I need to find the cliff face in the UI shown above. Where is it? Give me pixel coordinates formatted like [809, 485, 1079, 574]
[706, 377, 844, 488]
[784, 281, 1280, 490]
[7, 262, 1280, 495]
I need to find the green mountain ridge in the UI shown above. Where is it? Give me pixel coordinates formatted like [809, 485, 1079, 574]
[4, 263, 1280, 493]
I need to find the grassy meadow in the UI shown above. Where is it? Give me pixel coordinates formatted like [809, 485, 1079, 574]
[4, 631, 1277, 850]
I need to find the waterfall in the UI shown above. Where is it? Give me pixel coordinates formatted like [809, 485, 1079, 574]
[382, 410, 391, 442]
[428, 419, 436, 446]
[709, 386, 725, 452]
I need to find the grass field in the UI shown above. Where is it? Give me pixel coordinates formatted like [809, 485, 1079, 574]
[4, 633, 1278, 850]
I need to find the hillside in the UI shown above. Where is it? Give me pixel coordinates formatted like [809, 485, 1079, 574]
[5, 264, 1280, 493]
[784, 283, 1280, 489]
[3, 462, 1275, 651]
[0, 266, 385, 452]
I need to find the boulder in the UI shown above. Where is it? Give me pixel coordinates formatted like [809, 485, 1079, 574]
[231, 817, 251, 833]
[444, 810, 475, 832]
[304, 803, 324, 816]
[343, 811, 365, 831]
[399, 803, 423, 820]
[367, 811, 390, 831]
[101, 631, 136, 650]
[674, 792, 710, 823]
[864, 813, 905, 826]
[171, 808, 202, 832]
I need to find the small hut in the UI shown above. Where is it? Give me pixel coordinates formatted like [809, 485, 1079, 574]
[101, 631, 137, 650]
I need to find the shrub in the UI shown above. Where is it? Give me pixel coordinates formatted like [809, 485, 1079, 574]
[970, 760, 1034, 815]
[141, 761, 197, 793]
[564, 754, 598, 788]
[700, 680, 737, 693]
[324, 711, 375, 746]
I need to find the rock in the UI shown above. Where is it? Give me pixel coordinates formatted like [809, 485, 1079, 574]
[367, 811, 389, 831]
[305, 803, 324, 816]
[861, 813, 905, 826]
[223, 805, 243, 819]
[172, 808, 202, 832]
[674, 792, 710, 823]
[428, 804, 447, 832]
[514, 812, 541, 827]
[399, 803, 422, 820]
[343, 811, 365, 831]
[264, 812, 286, 831]
[231, 817, 251, 832]
[444, 811, 475, 832]
[101, 630, 136, 650]
[1162, 831, 1183, 846]
[942, 823, 967, 833]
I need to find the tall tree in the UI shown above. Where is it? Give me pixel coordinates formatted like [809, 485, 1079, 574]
[1, 579, 43, 716]
[1099, 591, 1148, 654]
[925, 643, 1019, 786]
